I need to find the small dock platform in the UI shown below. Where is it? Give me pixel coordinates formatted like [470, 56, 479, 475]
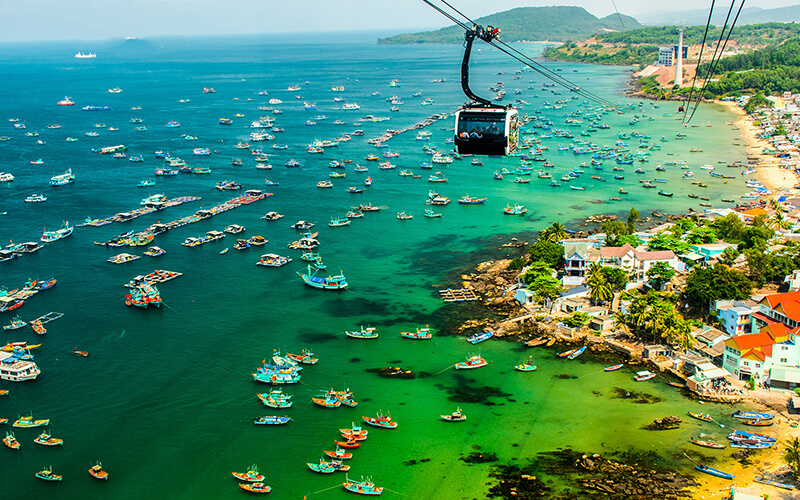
[126, 270, 182, 288]
[33, 312, 64, 324]
[439, 288, 479, 302]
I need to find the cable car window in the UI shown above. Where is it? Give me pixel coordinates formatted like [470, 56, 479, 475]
[457, 114, 505, 141]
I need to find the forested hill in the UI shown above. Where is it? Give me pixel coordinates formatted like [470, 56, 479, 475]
[377, 6, 640, 44]
[701, 37, 800, 96]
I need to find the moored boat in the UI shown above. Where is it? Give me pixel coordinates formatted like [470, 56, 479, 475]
[232, 465, 264, 482]
[399, 326, 432, 340]
[754, 476, 796, 490]
[732, 410, 773, 420]
[3, 431, 20, 449]
[13, 414, 50, 428]
[33, 430, 63, 446]
[604, 364, 624, 372]
[440, 407, 467, 421]
[239, 482, 272, 494]
[567, 345, 587, 360]
[324, 446, 353, 460]
[515, 356, 537, 372]
[634, 370, 656, 382]
[455, 352, 487, 370]
[342, 475, 383, 496]
[690, 439, 726, 449]
[89, 462, 109, 480]
[695, 464, 734, 480]
[346, 326, 378, 339]
[254, 415, 291, 425]
[35, 467, 62, 481]
[467, 331, 493, 344]
[362, 410, 397, 429]
[687, 411, 713, 422]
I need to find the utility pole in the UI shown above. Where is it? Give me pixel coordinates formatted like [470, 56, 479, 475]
[674, 27, 684, 87]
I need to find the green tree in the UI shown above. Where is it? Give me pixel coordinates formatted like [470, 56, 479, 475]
[602, 219, 629, 237]
[586, 271, 613, 305]
[712, 213, 745, 243]
[646, 261, 676, 288]
[718, 246, 741, 267]
[686, 226, 718, 245]
[627, 207, 640, 234]
[528, 240, 565, 269]
[540, 222, 567, 243]
[527, 275, 566, 310]
[563, 311, 591, 329]
[522, 261, 554, 284]
[684, 265, 753, 314]
[647, 233, 691, 254]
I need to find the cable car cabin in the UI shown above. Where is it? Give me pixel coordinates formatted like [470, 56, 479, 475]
[454, 107, 518, 156]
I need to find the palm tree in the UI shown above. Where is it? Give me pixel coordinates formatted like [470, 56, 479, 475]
[540, 222, 566, 243]
[613, 311, 631, 336]
[586, 272, 613, 305]
[783, 436, 800, 473]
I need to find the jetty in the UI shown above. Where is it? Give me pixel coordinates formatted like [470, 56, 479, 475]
[31, 312, 64, 325]
[85, 196, 202, 226]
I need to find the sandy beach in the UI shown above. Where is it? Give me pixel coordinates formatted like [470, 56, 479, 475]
[716, 99, 798, 194]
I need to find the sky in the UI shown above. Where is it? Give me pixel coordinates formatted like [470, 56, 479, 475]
[0, 0, 797, 42]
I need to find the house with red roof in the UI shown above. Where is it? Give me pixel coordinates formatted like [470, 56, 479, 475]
[726, 291, 800, 388]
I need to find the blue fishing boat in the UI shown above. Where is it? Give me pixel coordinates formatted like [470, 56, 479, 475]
[754, 476, 795, 490]
[467, 331, 493, 344]
[254, 415, 291, 425]
[695, 464, 734, 480]
[728, 430, 776, 442]
[346, 326, 378, 339]
[732, 410, 773, 420]
[298, 265, 347, 290]
[567, 346, 586, 360]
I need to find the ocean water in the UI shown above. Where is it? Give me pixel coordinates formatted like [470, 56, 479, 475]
[0, 32, 748, 498]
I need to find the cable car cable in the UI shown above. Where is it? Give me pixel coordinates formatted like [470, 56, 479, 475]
[687, 0, 745, 124]
[681, 0, 716, 121]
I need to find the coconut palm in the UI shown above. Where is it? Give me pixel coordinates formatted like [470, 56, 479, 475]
[540, 222, 566, 243]
[586, 272, 613, 305]
[783, 436, 800, 473]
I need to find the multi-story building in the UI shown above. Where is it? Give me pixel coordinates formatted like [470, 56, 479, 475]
[712, 300, 757, 336]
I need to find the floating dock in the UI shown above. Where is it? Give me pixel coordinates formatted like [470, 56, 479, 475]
[439, 288, 479, 302]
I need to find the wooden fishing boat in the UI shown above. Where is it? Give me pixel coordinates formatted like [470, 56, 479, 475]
[362, 410, 397, 429]
[312, 396, 342, 408]
[634, 370, 656, 382]
[525, 336, 547, 347]
[13, 414, 49, 428]
[691, 439, 726, 449]
[515, 356, 537, 372]
[342, 476, 383, 496]
[400, 326, 432, 340]
[298, 265, 348, 290]
[695, 464, 734, 480]
[732, 410, 773, 420]
[346, 326, 378, 339]
[455, 352, 487, 370]
[440, 408, 467, 422]
[254, 415, 291, 425]
[74, 348, 89, 357]
[232, 466, 264, 482]
[742, 419, 773, 427]
[2, 316, 26, 331]
[308, 460, 336, 474]
[557, 347, 577, 358]
[34, 430, 63, 446]
[728, 430, 777, 443]
[604, 364, 624, 372]
[324, 446, 353, 460]
[31, 319, 46, 335]
[334, 439, 361, 449]
[666, 381, 686, 388]
[754, 476, 796, 490]
[567, 345, 587, 360]
[286, 349, 318, 364]
[546, 338, 556, 347]
[89, 462, 109, 480]
[35, 467, 62, 482]
[687, 411, 713, 422]
[466, 331, 493, 344]
[3, 431, 19, 449]
[239, 482, 271, 494]
[339, 423, 368, 439]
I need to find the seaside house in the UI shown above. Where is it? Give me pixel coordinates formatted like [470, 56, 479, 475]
[711, 300, 757, 336]
[690, 325, 730, 365]
[632, 249, 680, 283]
[562, 240, 599, 287]
[736, 207, 768, 224]
[721, 331, 774, 381]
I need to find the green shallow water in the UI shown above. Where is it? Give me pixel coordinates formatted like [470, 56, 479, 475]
[0, 32, 749, 498]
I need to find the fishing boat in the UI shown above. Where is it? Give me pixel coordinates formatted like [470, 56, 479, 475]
[396, 211, 413, 220]
[424, 208, 441, 218]
[3, 316, 27, 331]
[254, 415, 291, 425]
[50, 168, 75, 185]
[515, 356, 537, 372]
[458, 195, 487, 204]
[312, 393, 342, 408]
[298, 265, 348, 290]
[695, 464, 734, 480]
[400, 326, 432, 340]
[362, 410, 397, 429]
[34, 430, 63, 446]
[455, 352, 487, 370]
[309, 458, 350, 474]
[503, 204, 527, 215]
[13, 414, 50, 428]
[239, 482, 272, 494]
[440, 407, 467, 421]
[324, 446, 353, 460]
[342, 476, 384, 496]
[690, 439, 726, 449]
[557, 348, 577, 358]
[35, 467, 62, 482]
[41, 221, 73, 243]
[286, 349, 318, 365]
[346, 326, 378, 339]
[3, 431, 19, 449]
[334, 438, 361, 449]
[742, 419, 774, 427]
[634, 370, 656, 382]
[74, 348, 89, 357]
[604, 364, 624, 372]
[754, 476, 796, 490]
[89, 462, 109, 480]
[658, 190, 673, 197]
[727, 430, 776, 443]
[687, 411, 713, 422]
[467, 331, 493, 344]
[232, 465, 264, 482]
[567, 346, 587, 360]
[732, 410, 773, 420]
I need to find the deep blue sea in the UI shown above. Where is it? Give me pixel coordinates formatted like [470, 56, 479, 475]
[0, 32, 748, 498]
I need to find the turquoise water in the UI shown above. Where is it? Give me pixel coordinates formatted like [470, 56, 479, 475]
[0, 33, 747, 498]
